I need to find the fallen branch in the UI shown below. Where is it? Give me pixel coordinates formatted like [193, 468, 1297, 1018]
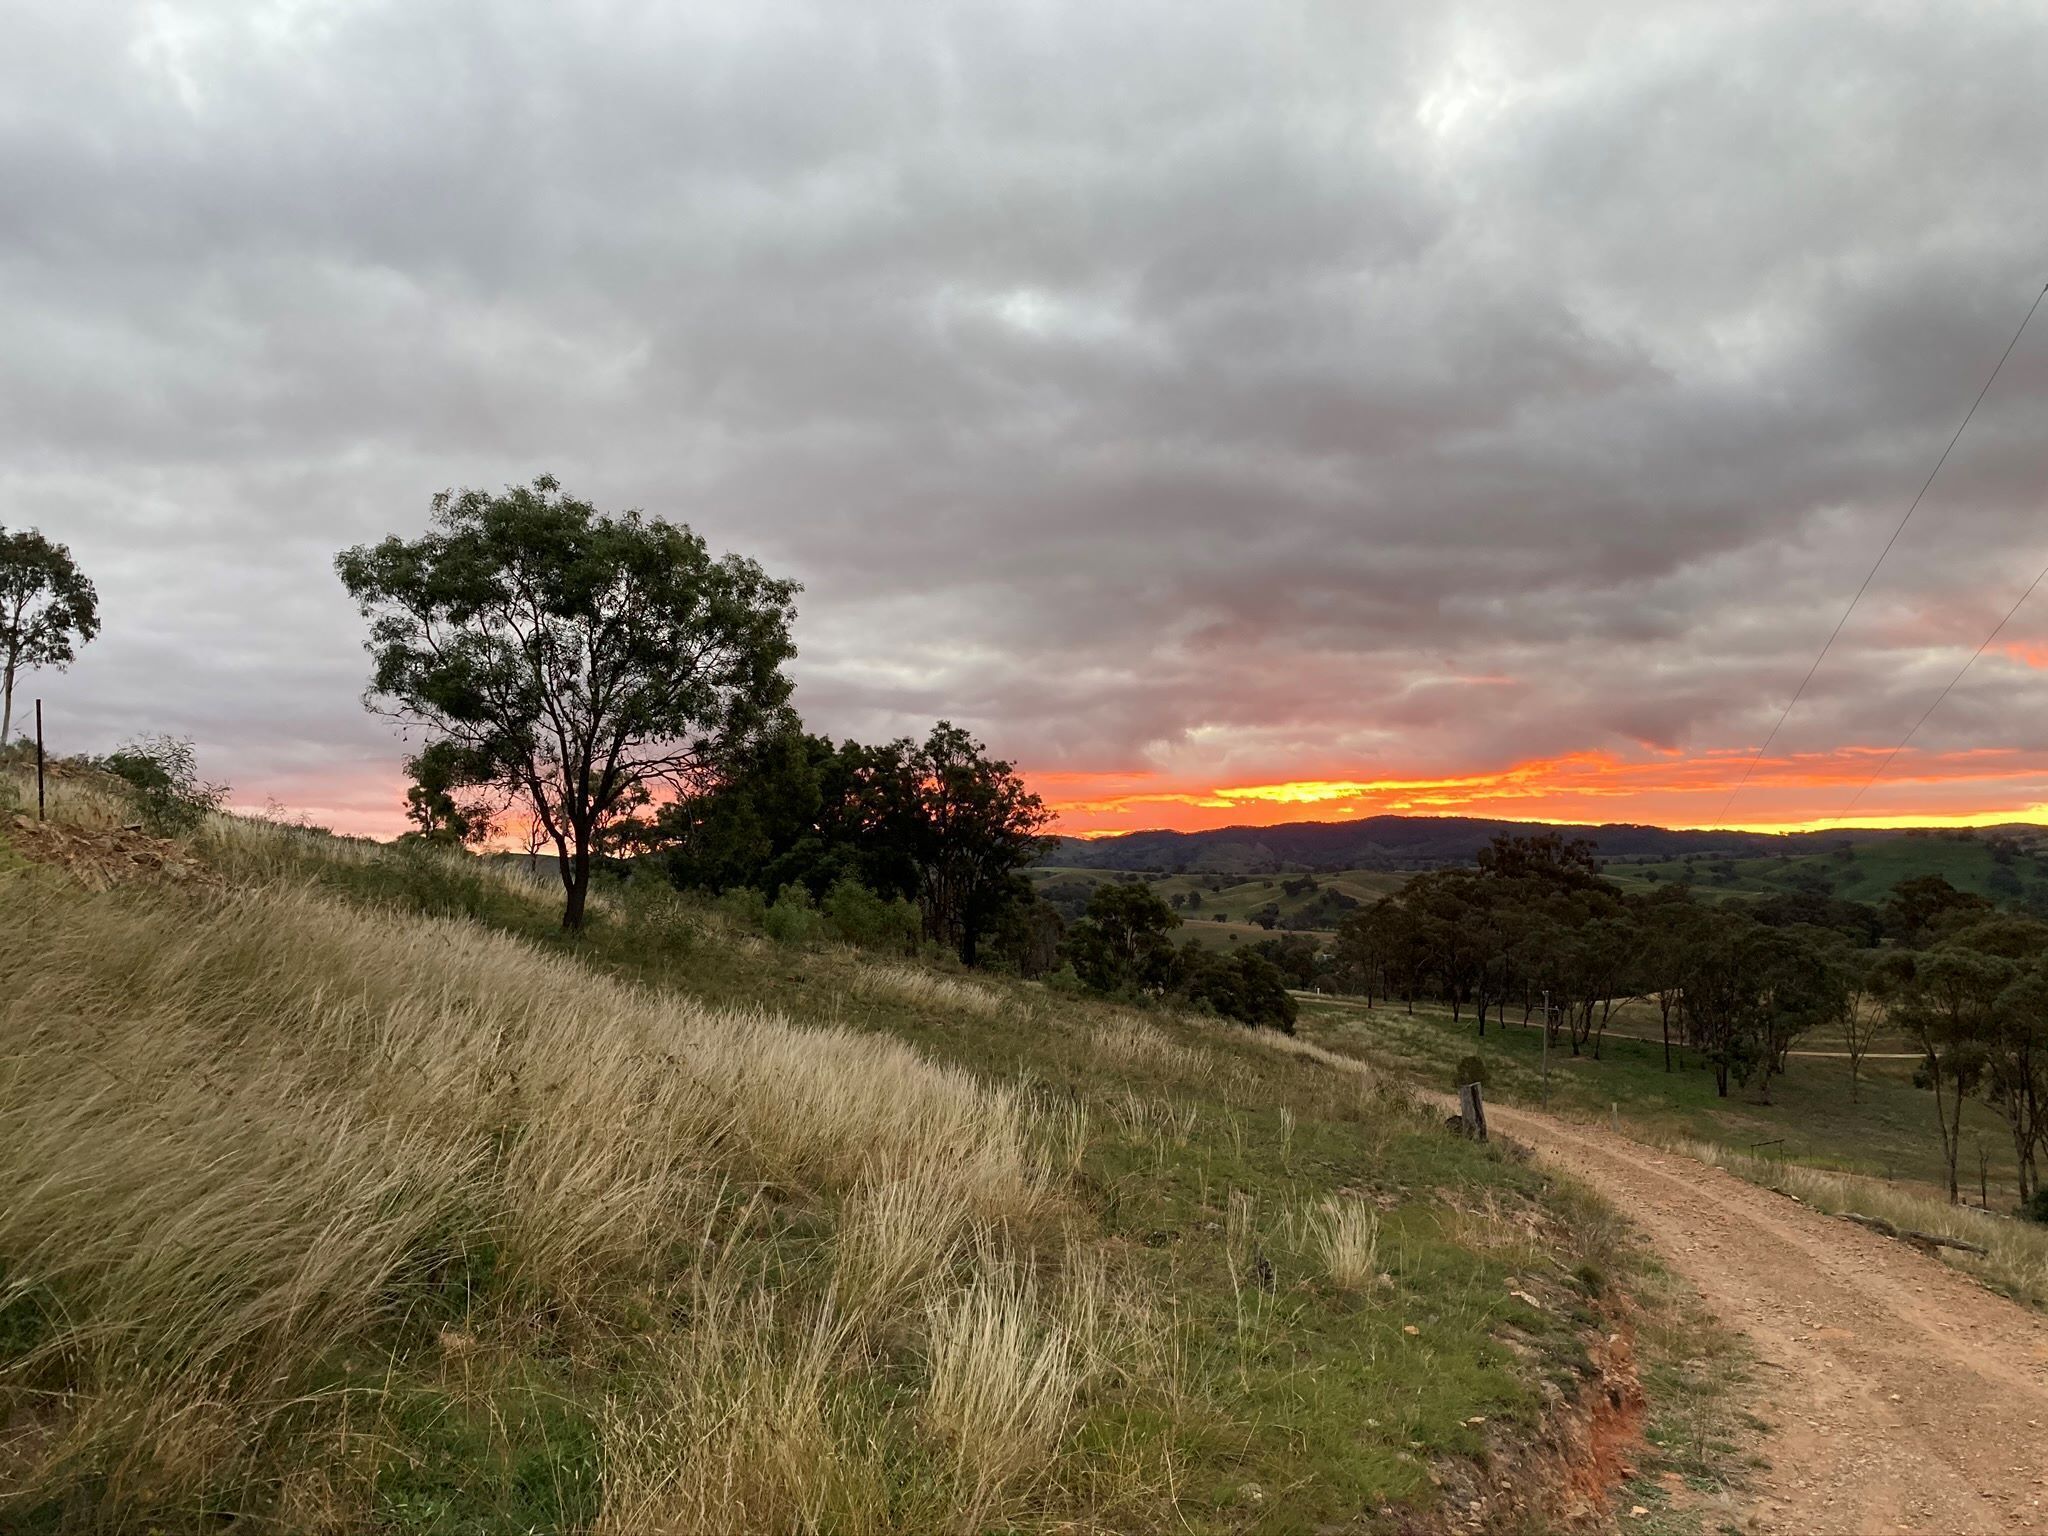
[1839, 1211, 1988, 1256]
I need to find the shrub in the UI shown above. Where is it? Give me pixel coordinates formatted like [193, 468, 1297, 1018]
[764, 883, 826, 946]
[822, 877, 922, 954]
[715, 886, 768, 931]
[99, 734, 228, 834]
[2023, 1187, 2048, 1226]
[1178, 949, 1297, 1033]
[1452, 1054, 1489, 1091]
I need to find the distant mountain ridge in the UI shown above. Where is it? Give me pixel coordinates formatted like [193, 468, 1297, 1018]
[1044, 814, 1922, 873]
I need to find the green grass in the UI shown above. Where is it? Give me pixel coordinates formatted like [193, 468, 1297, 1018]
[1599, 829, 2048, 908]
[1301, 993, 2020, 1201]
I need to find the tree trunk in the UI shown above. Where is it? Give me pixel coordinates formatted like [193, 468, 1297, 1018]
[1931, 1059, 1962, 1205]
[1, 658, 13, 746]
[1658, 999, 1673, 1073]
[562, 836, 591, 930]
[1714, 1060, 1730, 1097]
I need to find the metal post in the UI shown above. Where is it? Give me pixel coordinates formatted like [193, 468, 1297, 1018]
[1541, 989, 1550, 1107]
[35, 698, 45, 821]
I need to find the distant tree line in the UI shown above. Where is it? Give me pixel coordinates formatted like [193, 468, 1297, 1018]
[1321, 832, 2048, 1208]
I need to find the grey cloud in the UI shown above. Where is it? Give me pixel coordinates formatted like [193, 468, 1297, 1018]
[4, 1, 2047, 829]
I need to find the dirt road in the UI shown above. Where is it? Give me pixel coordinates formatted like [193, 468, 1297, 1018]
[1488, 1102, 2048, 1534]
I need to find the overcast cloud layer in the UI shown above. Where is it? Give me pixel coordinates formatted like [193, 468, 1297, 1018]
[5, 1, 2048, 836]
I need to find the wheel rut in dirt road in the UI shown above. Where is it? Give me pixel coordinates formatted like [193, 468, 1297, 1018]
[1484, 1102, 2048, 1535]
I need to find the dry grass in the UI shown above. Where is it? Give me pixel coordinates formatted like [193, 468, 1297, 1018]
[833, 1169, 979, 1327]
[0, 794, 1643, 1531]
[1676, 1137, 2048, 1306]
[0, 868, 1059, 1524]
[0, 762, 133, 828]
[595, 1290, 883, 1536]
[922, 1267, 1081, 1529]
[853, 962, 1008, 1019]
[1307, 1197, 1383, 1291]
[1088, 1015, 1208, 1079]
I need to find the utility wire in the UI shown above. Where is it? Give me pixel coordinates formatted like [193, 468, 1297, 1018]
[1829, 549, 2048, 826]
[1712, 281, 2048, 826]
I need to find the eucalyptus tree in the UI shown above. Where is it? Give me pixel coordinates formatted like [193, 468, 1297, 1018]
[1885, 943, 2008, 1204]
[338, 476, 799, 929]
[0, 525, 99, 744]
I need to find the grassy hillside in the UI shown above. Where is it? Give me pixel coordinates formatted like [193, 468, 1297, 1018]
[1051, 816, 1845, 874]
[1029, 867, 1403, 946]
[0, 774, 1748, 1534]
[1054, 818, 2048, 917]
[1599, 828, 2048, 907]
[1047, 826, 2048, 940]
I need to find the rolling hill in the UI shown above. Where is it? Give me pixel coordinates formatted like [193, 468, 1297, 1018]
[1047, 812, 2047, 879]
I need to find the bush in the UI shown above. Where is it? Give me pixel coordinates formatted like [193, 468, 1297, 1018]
[1178, 949, 1297, 1033]
[715, 887, 768, 931]
[1452, 1054, 1489, 1091]
[763, 883, 825, 946]
[99, 734, 228, 834]
[822, 877, 922, 954]
[2023, 1187, 2048, 1226]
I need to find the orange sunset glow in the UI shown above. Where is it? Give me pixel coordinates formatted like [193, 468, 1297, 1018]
[1035, 746, 2048, 840]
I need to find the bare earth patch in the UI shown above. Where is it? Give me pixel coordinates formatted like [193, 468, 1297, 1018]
[5, 813, 220, 891]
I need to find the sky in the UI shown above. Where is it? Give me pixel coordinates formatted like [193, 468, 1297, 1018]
[5, 1, 2048, 841]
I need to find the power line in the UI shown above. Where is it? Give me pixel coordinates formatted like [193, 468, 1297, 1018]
[1712, 280, 2048, 826]
[1829, 549, 2048, 826]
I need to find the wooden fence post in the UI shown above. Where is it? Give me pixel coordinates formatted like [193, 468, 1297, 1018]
[1458, 1080, 1488, 1141]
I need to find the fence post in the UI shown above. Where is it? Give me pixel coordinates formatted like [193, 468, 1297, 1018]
[1459, 1080, 1489, 1141]
[35, 698, 45, 821]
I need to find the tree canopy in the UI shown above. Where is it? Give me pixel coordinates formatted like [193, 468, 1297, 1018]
[337, 476, 799, 928]
[658, 721, 1054, 966]
[0, 525, 99, 744]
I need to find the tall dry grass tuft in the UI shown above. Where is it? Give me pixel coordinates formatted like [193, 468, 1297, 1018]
[834, 1167, 977, 1327]
[853, 962, 1007, 1020]
[1308, 1197, 1383, 1290]
[1088, 1015, 1207, 1079]
[922, 1267, 1080, 1528]
[596, 1291, 884, 1536]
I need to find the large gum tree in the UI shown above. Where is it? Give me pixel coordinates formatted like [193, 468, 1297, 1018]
[338, 476, 799, 929]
